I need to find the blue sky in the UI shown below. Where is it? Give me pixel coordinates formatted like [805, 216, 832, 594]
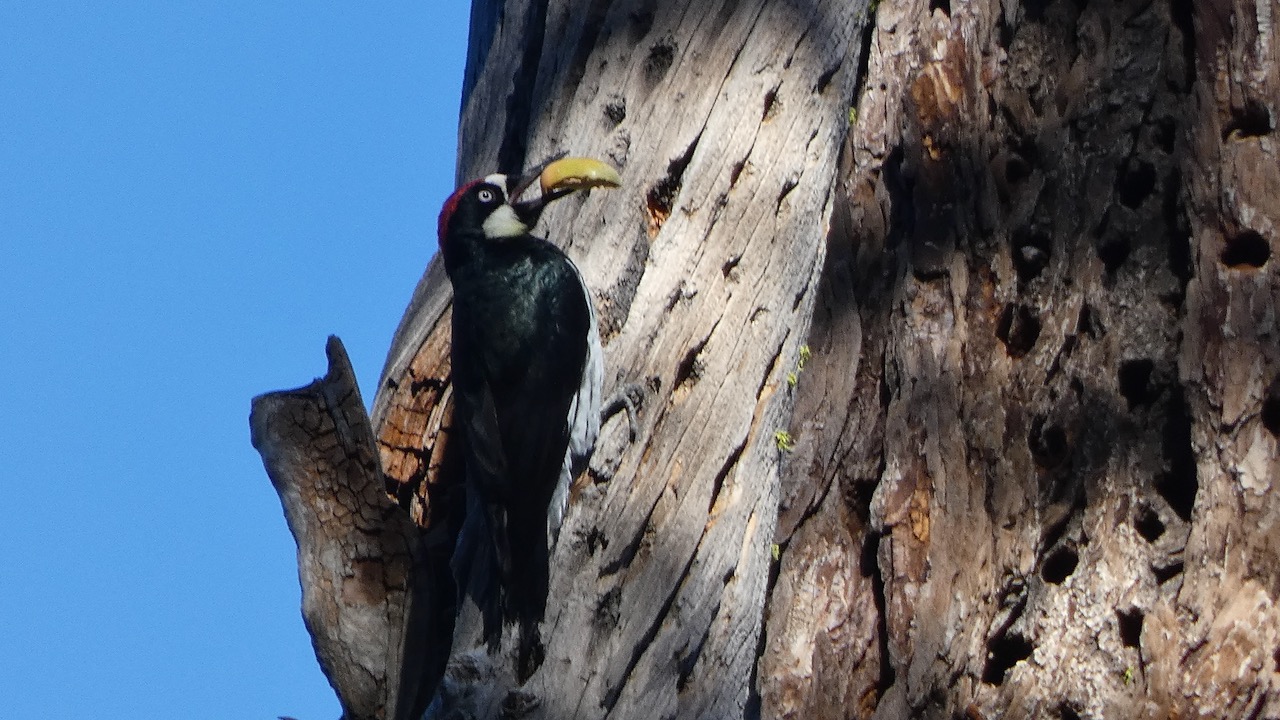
[1, 3, 468, 718]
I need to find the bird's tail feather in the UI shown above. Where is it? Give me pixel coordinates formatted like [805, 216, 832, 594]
[503, 506, 551, 681]
[452, 488, 503, 650]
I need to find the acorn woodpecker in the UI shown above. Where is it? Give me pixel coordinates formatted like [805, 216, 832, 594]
[437, 156, 621, 675]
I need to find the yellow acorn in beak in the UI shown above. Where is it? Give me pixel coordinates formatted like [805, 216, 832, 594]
[539, 157, 622, 194]
[507, 156, 623, 228]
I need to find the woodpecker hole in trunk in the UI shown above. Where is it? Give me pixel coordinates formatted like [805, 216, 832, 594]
[643, 38, 675, 86]
[762, 87, 780, 122]
[1220, 230, 1271, 269]
[996, 304, 1041, 358]
[1012, 228, 1052, 284]
[1058, 702, 1083, 720]
[983, 631, 1033, 686]
[1028, 416, 1068, 468]
[1116, 160, 1156, 209]
[1223, 98, 1273, 141]
[1262, 380, 1280, 438]
[604, 96, 627, 127]
[1117, 608, 1144, 648]
[1153, 560, 1184, 585]
[1134, 504, 1165, 542]
[1041, 546, 1078, 584]
[1118, 359, 1156, 410]
[1158, 389, 1198, 522]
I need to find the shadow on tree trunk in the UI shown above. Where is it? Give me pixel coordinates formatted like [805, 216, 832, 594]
[251, 0, 1280, 717]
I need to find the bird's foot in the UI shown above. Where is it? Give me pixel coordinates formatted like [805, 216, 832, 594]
[502, 689, 541, 718]
[600, 383, 645, 440]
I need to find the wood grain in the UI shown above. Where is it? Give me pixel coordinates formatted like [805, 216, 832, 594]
[251, 0, 1280, 717]
[250, 337, 433, 720]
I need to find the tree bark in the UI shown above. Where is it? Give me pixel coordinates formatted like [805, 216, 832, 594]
[766, 0, 1280, 718]
[376, 2, 866, 716]
[250, 338, 434, 720]
[252, 1, 1280, 718]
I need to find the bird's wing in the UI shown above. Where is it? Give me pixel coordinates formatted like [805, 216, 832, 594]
[449, 309, 516, 642]
[451, 328, 509, 497]
[550, 261, 603, 541]
[565, 261, 603, 468]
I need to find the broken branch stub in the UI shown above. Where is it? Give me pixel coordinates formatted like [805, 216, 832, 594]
[250, 336, 432, 720]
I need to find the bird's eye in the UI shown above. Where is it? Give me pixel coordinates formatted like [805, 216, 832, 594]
[477, 188, 496, 203]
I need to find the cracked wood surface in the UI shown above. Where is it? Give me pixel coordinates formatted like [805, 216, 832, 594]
[250, 337, 432, 720]
[372, 0, 867, 717]
[763, 1, 1280, 718]
[1162, 0, 1280, 716]
[252, 0, 1280, 718]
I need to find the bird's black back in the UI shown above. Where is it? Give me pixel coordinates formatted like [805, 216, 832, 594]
[445, 227, 591, 663]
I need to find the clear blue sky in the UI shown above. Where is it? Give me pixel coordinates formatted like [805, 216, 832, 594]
[1, 3, 469, 718]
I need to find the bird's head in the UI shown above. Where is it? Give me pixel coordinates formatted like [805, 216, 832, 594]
[437, 156, 622, 248]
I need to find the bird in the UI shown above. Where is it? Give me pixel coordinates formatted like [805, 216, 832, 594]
[437, 156, 621, 678]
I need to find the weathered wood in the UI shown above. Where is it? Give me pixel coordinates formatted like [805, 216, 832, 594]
[250, 337, 432, 720]
[253, 0, 1280, 718]
[371, 0, 868, 716]
[763, 0, 1280, 718]
[1169, 0, 1280, 715]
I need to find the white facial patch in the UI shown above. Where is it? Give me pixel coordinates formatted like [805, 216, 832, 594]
[482, 204, 529, 238]
[478, 173, 530, 238]
[483, 173, 510, 195]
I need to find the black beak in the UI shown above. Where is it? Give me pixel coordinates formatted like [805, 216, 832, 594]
[510, 153, 571, 225]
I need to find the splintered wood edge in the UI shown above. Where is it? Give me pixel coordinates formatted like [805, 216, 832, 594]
[370, 307, 458, 528]
[250, 336, 433, 720]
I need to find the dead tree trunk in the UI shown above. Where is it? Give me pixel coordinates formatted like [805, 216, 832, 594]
[251, 1, 1280, 718]
[766, 0, 1280, 718]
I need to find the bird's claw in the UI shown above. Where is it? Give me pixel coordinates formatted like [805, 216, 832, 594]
[600, 383, 645, 441]
[501, 688, 541, 718]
